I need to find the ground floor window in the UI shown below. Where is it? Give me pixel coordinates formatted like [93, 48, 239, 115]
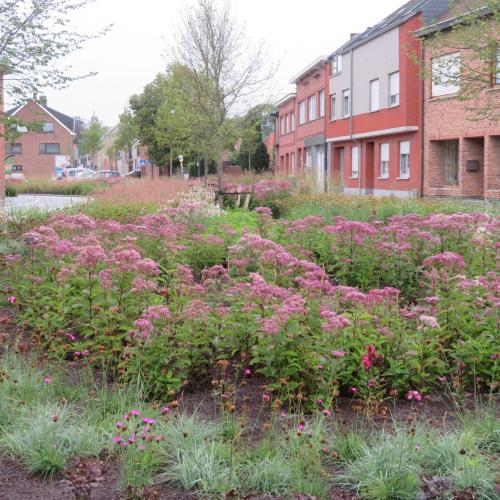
[380, 143, 389, 178]
[444, 139, 459, 185]
[12, 165, 23, 172]
[351, 146, 359, 178]
[399, 141, 410, 179]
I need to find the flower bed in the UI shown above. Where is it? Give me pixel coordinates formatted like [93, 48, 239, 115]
[1, 203, 498, 416]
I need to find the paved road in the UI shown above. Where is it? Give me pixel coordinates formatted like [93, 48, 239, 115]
[3, 194, 89, 213]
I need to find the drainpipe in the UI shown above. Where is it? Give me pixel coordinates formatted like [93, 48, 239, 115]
[348, 49, 362, 195]
[419, 42, 425, 199]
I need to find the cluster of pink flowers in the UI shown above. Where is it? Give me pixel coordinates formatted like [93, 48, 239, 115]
[113, 409, 164, 450]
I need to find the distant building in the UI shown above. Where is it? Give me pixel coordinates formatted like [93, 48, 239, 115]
[5, 97, 83, 178]
[416, 5, 500, 199]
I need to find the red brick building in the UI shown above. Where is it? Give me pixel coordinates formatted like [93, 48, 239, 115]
[276, 57, 328, 190]
[5, 98, 80, 179]
[416, 6, 500, 199]
[325, 0, 450, 197]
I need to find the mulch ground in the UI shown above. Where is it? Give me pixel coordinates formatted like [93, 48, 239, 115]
[0, 306, 497, 499]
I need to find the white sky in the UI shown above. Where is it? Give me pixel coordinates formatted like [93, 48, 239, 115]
[22, 0, 405, 126]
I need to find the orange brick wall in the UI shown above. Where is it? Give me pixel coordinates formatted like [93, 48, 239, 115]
[6, 101, 74, 179]
[422, 29, 500, 200]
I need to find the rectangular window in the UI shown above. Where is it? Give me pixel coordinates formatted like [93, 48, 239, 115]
[351, 146, 359, 178]
[299, 101, 306, 124]
[444, 139, 459, 185]
[370, 79, 380, 112]
[432, 52, 460, 96]
[280, 117, 285, 135]
[330, 55, 342, 75]
[399, 141, 410, 179]
[6, 143, 22, 154]
[308, 94, 317, 121]
[343, 89, 350, 118]
[39, 143, 61, 154]
[330, 95, 336, 120]
[380, 143, 390, 178]
[16, 125, 28, 133]
[42, 122, 54, 133]
[12, 165, 23, 172]
[389, 72, 400, 106]
[291, 113, 295, 131]
[319, 90, 325, 118]
[287, 113, 291, 133]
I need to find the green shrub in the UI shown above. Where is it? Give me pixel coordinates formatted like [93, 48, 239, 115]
[5, 185, 17, 197]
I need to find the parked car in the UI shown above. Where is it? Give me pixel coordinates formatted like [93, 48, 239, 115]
[5, 172, 27, 183]
[64, 168, 95, 180]
[123, 170, 142, 178]
[90, 170, 122, 183]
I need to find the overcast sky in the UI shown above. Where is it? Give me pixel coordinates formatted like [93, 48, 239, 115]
[22, 0, 405, 126]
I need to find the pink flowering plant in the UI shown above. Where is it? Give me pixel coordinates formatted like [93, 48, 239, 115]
[2, 207, 499, 410]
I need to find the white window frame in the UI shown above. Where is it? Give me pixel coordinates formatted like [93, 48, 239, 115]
[343, 89, 350, 118]
[319, 90, 325, 118]
[330, 94, 336, 121]
[308, 94, 317, 121]
[369, 79, 380, 112]
[331, 55, 342, 75]
[399, 141, 410, 179]
[389, 72, 400, 107]
[299, 100, 306, 125]
[432, 52, 460, 97]
[351, 145, 359, 178]
[42, 122, 54, 133]
[291, 112, 295, 131]
[280, 117, 285, 136]
[380, 143, 390, 179]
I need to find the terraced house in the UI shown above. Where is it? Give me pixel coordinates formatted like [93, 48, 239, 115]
[275, 0, 500, 199]
[416, 4, 500, 199]
[5, 97, 82, 179]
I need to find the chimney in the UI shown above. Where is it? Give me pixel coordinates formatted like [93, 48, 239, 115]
[350, 33, 359, 39]
[38, 96, 47, 107]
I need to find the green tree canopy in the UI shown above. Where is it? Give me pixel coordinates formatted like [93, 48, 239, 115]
[78, 114, 107, 165]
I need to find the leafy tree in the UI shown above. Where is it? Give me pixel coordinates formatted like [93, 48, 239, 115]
[78, 114, 107, 166]
[418, 0, 500, 121]
[129, 74, 170, 169]
[0, 0, 109, 102]
[170, 0, 273, 192]
[238, 104, 274, 171]
[115, 108, 139, 172]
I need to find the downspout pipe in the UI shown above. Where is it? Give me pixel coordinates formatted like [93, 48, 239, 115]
[419, 41, 425, 198]
[348, 49, 362, 195]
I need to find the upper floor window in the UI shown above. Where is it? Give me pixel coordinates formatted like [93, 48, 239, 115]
[6, 143, 22, 154]
[370, 79, 380, 112]
[15, 125, 28, 133]
[42, 122, 54, 133]
[432, 52, 460, 97]
[351, 145, 359, 178]
[39, 143, 61, 154]
[280, 117, 285, 135]
[299, 100, 306, 124]
[330, 55, 342, 75]
[319, 90, 325, 118]
[342, 89, 350, 118]
[389, 72, 400, 106]
[291, 113, 295, 131]
[330, 94, 336, 121]
[12, 165, 23, 172]
[399, 141, 410, 179]
[380, 143, 389, 178]
[308, 94, 317, 121]
[287, 114, 291, 133]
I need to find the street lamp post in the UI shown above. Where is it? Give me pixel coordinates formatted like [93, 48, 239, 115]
[169, 109, 175, 177]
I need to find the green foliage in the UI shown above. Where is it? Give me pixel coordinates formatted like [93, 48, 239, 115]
[5, 184, 17, 197]
[78, 114, 108, 163]
[7, 180, 98, 196]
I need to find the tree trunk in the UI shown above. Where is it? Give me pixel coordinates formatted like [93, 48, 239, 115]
[204, 153, 208, 184]
[217, 151, 223, 206]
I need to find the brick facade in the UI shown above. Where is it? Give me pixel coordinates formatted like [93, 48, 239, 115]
[422, 33, 500, 199]
[5, 100, 75, 179]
